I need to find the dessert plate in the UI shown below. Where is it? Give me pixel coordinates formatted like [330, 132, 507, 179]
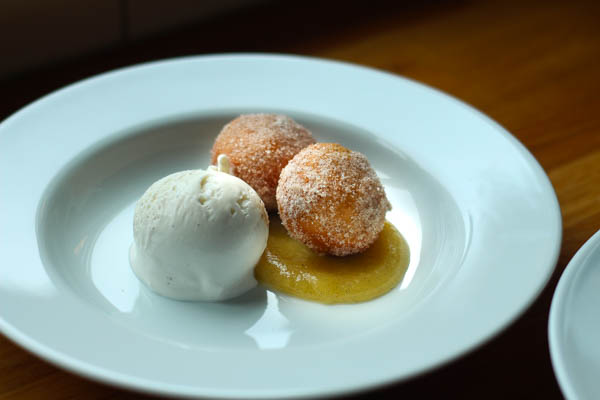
[549, 230, 600, 400]
[0, 54, 561, 398]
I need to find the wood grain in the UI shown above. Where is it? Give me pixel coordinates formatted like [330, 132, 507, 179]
[2, 0, 599, 398]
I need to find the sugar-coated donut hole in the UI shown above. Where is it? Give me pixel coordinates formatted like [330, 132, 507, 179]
[211, 114, 316, 211]
[276, 143, 391, 256]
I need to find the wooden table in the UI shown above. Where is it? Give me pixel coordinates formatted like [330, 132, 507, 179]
[2, 0, 599, 398]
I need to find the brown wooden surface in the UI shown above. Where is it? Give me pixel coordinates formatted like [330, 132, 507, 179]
[2, 0, 599, 398]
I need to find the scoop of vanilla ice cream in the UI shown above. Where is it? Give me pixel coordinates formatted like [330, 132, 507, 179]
[130, 165, 268, 301]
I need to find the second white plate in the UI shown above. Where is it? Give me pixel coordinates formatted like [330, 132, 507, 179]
[550, 229, 600, 400]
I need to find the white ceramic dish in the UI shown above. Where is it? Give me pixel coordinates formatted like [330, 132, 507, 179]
[549, 230, 600, 400]
[0, 54, 561, 399]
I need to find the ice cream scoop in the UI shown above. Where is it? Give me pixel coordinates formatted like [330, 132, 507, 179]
[129, 156, 269, 301]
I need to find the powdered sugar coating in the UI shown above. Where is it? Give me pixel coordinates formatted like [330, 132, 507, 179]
[276, 143, 391, 256]
[211, 114, 315, 211]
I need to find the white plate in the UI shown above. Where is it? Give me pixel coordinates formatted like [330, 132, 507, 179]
[0, 54, 561, 399]
[550, 230, 600, 400]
